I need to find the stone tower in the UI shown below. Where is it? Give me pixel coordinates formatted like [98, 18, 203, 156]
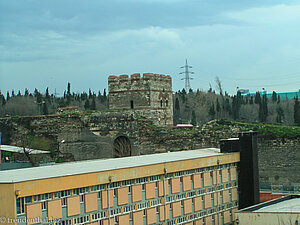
[108, 73, 173, 126]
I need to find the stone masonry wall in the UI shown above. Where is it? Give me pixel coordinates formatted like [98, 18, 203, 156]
[0, 115, 299, 185]
[0, 112, 140, 161]
[258, 138, 300, 185]
[137, 121, 300, 185]
[108, 73, 173, 126]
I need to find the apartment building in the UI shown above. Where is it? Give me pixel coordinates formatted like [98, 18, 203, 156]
[0, 148, 239, 225]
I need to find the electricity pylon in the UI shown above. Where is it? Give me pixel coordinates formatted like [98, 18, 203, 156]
[179, 59, 194, 91]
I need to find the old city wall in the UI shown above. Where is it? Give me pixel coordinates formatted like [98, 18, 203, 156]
[0, 115, 299, 185]
[0, 112, 140, 161]
[138, 121, 300, 185]
[258, 139, 300, 185]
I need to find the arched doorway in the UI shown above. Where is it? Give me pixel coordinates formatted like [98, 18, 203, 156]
[113, 136, 131, 158]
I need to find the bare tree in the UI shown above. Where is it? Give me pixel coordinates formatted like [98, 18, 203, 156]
[19, 134, 37, 166]
[215, 76, 223, 96]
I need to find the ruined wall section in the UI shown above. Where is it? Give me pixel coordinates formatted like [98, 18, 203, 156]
[1, 115, 299, 185]
[258, 138, 300, 185]
[108, 73, 173, 126]
[138, 123, 300, 186]
[0, 112, 141, 162]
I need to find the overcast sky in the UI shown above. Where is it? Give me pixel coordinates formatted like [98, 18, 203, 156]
[1, 0, 300, 96]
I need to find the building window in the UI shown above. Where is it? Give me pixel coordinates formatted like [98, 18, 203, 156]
[62, 198, 67, 207]
[54, 192, 60, 199]
[122, 179, 135, 186]
[220, 192, 223, 204]
[91, 184, 105, 192]
[61, 190, 71, 197]
[110, 182, 121, 189]
[130, 100, 134, 109]
[160, 100, 163, 107]
[73, 187, 88, 195]
[165, 173, 174, 178]
[166, 100, 168, 107]
[16, 197, 25, 215]
[136, 177, 148, 184]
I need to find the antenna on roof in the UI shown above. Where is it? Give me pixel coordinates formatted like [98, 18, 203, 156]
[179, 59, 194, 90]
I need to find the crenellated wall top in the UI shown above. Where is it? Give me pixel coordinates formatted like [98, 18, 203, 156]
[108, 73, 172, 83]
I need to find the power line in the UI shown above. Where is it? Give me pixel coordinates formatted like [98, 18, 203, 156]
[245, 82, 300, 88]
[221, 72, 300, 81]
[179, 59, 194, 91]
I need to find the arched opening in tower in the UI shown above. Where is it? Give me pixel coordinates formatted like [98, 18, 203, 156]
[113, 136, 132, 158]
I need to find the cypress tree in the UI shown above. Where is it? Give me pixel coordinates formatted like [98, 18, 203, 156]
[224, 98, 231, 114]
[34, 88, 39, 97]
[216, 98, 221, 113]
[191, 110, 197, 126]
[174, 97, 181, 125]
[276, 106, 284, 123]
[294, 97, 300, 126]
[42, 102, 48, 115]
[0, 93, 6, 105]
[45, 87, 50, 100]
[102, 89, 107, 103]
[249, 96, 254, 104]
[272, 91, 277, 102]
[175, 98, 180, 111]
[208, 104, 216, 119]
[232, 96, 238, 120]
[259, 94, 268, 122]
[81, 92, 87, 101]
[84, 99, 90, 110]
[232, 94, 242, 120]
[91, 97, 96, 110]
[67, 82, 71, 96]
[66, 83, 71, 104]
[255, 92, 261, 104]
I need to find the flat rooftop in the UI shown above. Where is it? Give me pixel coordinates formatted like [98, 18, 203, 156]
[0, 144, 50, 154]
[240, 195, 300, 213]
[0, 148, 228, 183]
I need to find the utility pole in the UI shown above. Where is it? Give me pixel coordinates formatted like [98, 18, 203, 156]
[179, 59, 194, 91]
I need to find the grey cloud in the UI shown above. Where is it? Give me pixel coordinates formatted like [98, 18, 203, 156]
[0, 0, 291, 35]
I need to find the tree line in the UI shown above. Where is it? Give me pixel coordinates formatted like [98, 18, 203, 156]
[174, 88, 300, 127]
[0, 83, 108, 116]
[1, 82, 299, 127]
